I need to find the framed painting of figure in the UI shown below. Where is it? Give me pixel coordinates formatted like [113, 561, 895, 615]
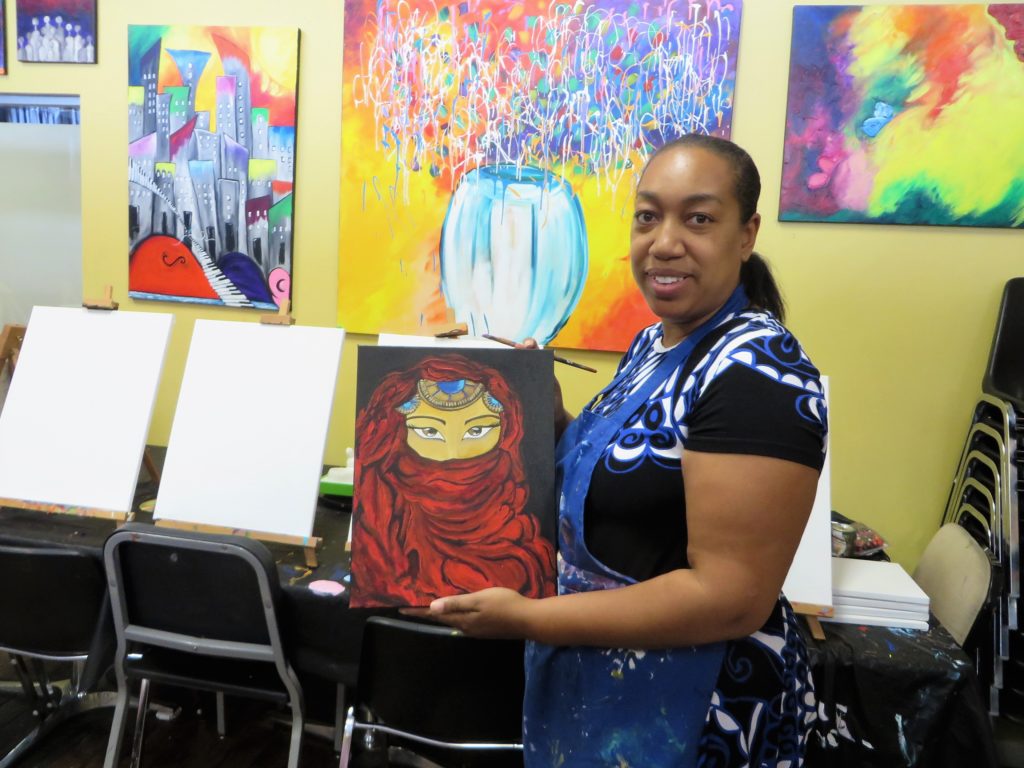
[127, 26, 299, 310]
[350, 346, 557, 608]
[16, 0, 97, 64]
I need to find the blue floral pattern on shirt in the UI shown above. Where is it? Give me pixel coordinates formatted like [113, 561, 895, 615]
[594, 311, 826, 474]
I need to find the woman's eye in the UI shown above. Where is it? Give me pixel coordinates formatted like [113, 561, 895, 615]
[690, 213, 712, 225]
[463, 425, 496, 440]
[633, 211, 656, 225]
[410, 426, 444, 441]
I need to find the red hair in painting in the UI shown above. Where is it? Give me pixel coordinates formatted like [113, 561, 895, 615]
[350, 355, 555, 607]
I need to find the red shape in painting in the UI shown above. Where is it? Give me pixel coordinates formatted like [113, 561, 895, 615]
[989, 4, 1024, 63]
[129, 235, 219, 299]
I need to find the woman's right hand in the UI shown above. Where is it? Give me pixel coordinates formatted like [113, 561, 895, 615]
[519, 338, 573, 438]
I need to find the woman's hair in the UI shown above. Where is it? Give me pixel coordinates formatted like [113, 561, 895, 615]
[645, 134, 786, 321]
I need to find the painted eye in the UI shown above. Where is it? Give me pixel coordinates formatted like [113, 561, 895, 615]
[409, 426, 444, 441]
[463, 425, 496, 440]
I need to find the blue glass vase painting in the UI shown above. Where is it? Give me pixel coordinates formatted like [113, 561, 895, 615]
[440, 165, 588, 345]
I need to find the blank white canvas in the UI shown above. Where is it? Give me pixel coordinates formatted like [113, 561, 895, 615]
[0, 306, 173, 512]
[155, 320, 344, 539]
[832, 557, 930, 606]
[782, 377, 833, 610]
[829, 602, 929, 622]
[820, 611, 929, 632]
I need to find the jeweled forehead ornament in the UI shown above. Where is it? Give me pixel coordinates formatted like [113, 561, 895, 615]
[396, 379, 504, 414]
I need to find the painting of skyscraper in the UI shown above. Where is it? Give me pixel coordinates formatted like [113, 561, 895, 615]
[127, 26, 299, 310]
[16, 0, 96, 63]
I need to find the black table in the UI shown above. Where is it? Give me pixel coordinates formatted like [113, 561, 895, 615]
[800, 618, 997, 767]
[0, 500, 998, 766]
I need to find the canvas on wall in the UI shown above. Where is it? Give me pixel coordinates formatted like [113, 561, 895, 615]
[780, 4, 1024, 228]
[128, 26, 299, 310]
[16, 0, 96, 63]
[350, 346, 557, 607]
[340, 0, 743, 352]
[0, 0, 7, 75]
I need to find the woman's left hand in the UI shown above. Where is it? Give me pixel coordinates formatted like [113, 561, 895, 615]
[402, 587, 534, 639]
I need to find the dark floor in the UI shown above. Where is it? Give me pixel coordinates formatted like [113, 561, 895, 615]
[0, 669, 340, 768]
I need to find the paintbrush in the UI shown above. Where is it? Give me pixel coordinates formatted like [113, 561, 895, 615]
[480, 334, 598, 373]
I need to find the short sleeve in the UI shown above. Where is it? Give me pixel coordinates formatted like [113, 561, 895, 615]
[683, 335, 827, 471]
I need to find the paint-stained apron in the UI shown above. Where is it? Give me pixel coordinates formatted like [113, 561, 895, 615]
[523, 286, 751, 768]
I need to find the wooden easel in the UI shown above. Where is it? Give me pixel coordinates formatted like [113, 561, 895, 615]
[260, 299, 296, 326]
[0, 289, 156, 524]
[1, 319, 130, 521]
[0, 324, 26, 381]
[155, 519, 322, 568]
[792, 602, 833, 641]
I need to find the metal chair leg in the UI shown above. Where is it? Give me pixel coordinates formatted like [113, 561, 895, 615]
[287, 700, 304, 768]
[103, 682, 131, 768]
[334, 683, 346, 754]
[216, 691, 226, 738]
[339, 706, 355, 768]
[129, 678, 151, 768]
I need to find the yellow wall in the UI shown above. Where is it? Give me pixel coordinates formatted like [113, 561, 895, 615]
[1, 0, 1020, 570]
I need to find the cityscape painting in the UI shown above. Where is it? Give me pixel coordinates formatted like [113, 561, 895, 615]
[780, 4, 1024, 228]
[16, 0, 96, 63]
[128, 26, 299, 310]
[339, 0, 743, 351]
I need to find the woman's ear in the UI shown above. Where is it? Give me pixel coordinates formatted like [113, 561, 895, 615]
[740, 212, 761, 259]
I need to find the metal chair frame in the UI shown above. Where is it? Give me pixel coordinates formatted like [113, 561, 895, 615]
[103, 526, 305, 768]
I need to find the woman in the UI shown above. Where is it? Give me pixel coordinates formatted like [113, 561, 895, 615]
[420, 135, 826, 766]
[350, 354, 556, 608]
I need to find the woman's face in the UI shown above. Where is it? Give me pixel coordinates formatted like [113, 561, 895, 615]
[630, 146, 760, 346]
[403, 392, 502, 461]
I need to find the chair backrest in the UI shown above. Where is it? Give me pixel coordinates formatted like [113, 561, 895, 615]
[104, 523, 287, 659]
[0, 543, 106, 658]
[357, 616, 525, 744]
[913, 523, 994, 646]
[983, 277, 1024, 412]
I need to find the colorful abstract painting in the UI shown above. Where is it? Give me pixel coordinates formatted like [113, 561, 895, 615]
[340, 0, 743, 351]
[350, 346, 556, 607]
[0, 0, 7, 75]
[128, 26, 299, 310]
[16, 0, 96, 63]
[781, 4, 1024, 228]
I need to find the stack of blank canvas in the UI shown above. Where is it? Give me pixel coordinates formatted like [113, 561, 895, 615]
[823, 557, 931, 631]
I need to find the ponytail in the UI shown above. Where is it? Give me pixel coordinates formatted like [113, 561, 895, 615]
[741, 252, 785, 322]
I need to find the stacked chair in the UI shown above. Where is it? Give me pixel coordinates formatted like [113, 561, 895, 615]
[943, 277, 1024, 716]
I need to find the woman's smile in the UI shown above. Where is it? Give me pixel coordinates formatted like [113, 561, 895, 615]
[646, 270, 694, 299]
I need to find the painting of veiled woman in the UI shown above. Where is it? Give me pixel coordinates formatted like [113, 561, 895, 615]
[350, 347, 557, 608]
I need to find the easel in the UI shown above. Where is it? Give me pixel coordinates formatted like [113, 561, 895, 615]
[154, 519, 321, 568]
[149, 310, 336, 569]
[260, 299, 296, 326]
[0, 288, 159, 524]
[0, 317, 128, 521]
[0, 324, 26, 381]
[792, 603, 832, 641]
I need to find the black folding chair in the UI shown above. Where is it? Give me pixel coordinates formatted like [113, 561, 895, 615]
[0, 543, 114, 768]
[340, 616, 524, 768]
[103, 523, 304, 768]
